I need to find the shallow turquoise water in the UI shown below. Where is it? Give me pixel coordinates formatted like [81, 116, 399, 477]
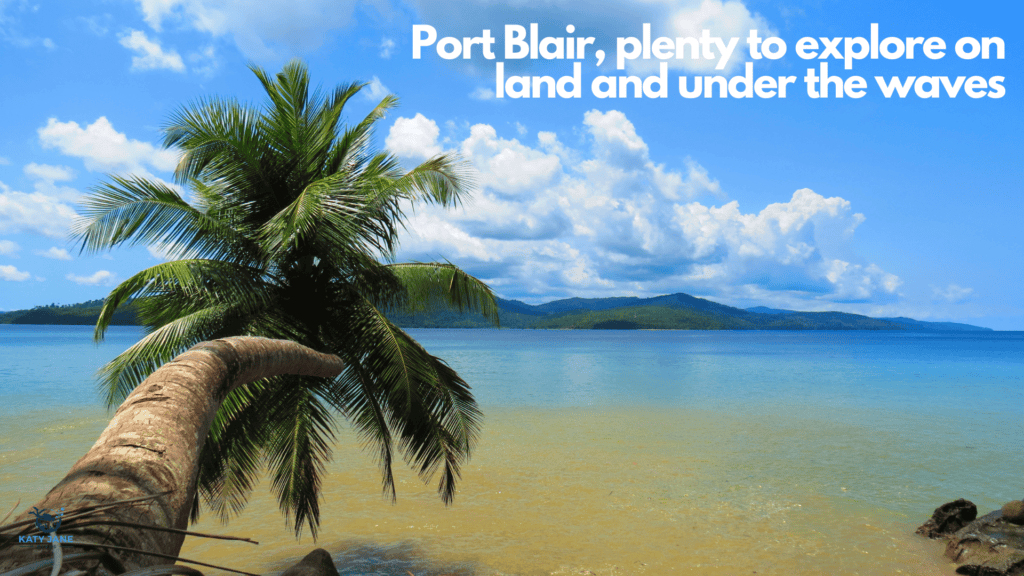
[1, 326, 1021, 575]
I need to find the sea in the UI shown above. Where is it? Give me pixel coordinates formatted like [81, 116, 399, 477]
[1, 325, 1021, 576]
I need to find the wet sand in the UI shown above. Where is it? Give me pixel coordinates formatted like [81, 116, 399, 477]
[2, 405, 958, 575]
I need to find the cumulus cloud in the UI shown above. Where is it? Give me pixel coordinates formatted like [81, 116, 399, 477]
[189, 45, 218, 77]
[133, 0, 366, 59]
[127, 1, 771, 71]
[385, 113, 443, 160]
[146, 243, 176, 261]
[119, 29, 186, 72]
[460, 124, 562, 196]
[79, 14, 112, 36]
[933, 284, 973, 303]
[0, 1, 56, 50]
[380, 37, 395, 58]
[469, 87, 495, 100]
[0, 264, 30, 281]
[38, 117, 179, 178]
[66, 270, 118, 286]
[36, 247, 72, 260]
[363, 76, 390, 102]
[24, 163, 75, 182]
[386, 109, 899, 308]
[0, 239, 19, 256]
[23, 163, 81, 202]
[0, 181, 78, 238]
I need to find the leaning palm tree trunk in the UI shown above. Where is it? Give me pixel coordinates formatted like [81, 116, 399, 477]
[0, 337, 344, 573]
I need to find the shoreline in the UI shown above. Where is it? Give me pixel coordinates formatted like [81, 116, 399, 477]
[4, 406, 969, 575]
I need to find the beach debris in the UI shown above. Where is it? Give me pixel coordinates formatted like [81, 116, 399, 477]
[916, 498, 977, 538]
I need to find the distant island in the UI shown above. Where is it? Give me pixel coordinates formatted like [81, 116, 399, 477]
[1, 294, 992, 331]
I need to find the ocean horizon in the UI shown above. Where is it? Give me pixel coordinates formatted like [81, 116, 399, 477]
[2, 325, 1021, 575]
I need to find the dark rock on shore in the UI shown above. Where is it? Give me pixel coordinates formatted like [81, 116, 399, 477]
[280, 549, 340, 576]
[919, 501, 1024, 576]
[918, 499, 979, 538]
[1003, 501, 1024, 525]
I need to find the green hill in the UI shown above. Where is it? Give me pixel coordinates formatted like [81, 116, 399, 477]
[0, 292, 991, 331]
[0, 299, 141, 326]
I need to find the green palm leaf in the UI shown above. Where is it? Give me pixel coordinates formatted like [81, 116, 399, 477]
[387, 262, 500, 326]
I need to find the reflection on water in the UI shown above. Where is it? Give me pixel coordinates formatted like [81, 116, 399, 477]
[2, 406, 960, 575]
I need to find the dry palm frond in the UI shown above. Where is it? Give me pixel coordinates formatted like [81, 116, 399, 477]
[0, 492, 257, 576]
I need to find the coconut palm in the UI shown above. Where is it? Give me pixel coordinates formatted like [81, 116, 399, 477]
[69, 60, 498, 539]
[0, 337, 346, 573]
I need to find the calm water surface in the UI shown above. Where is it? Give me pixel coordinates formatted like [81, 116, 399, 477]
[1, 326, 1022, 575]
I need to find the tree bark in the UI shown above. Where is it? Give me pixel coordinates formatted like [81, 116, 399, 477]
[0, 337, 344, 574]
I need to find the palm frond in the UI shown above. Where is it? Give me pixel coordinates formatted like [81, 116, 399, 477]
[323, 93, 398, 176]
[70, 175, 259, 264]
[256, 173, 370, 256]
[330, 302, 482, 504]
[378, 152, 478, 209]
[192, 379, 273, 524]
[386, 262, 499, 326]
[163, 96, 264, 190]
[262, 378, 337, 539]
[97, 305, 242, 406]
[94, 259, 271, 341]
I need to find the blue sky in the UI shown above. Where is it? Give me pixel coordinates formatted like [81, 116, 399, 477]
[0, 0, 1020, 329]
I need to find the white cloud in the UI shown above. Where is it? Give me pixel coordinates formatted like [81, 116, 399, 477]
[469, 87, 495, 100]
[385, 113, 443, 160]
[0, 1, 56, 50]
[933, 284, 973, 303]
[36, 247, 72, 260]
[388, 109, 899, 308]
[23, 163, 81, 202]
[0, 264, 30, 281]
[380, 36, 395, 58]
[189, 45, 218, 77]
[147, 243, 176, 261]
[66, 270, 118, 286]
[659, 0, 774, 73]
[133, 0, 367, 59]
[461, 124, 562, 196]
[38, 116, 179, 177]
[128, 0, 769, 71]
[0, 157, 10, 165]
[119, 29, 186, 72]
[0, 239, 19, 256]
[80, 14, 112, 36]
[363, 76, 390, 102]
[24, 163, 75, 182]
[0, 182, 78, 238]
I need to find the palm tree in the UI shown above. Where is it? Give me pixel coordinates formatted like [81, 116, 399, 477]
[1, 337, 345, 573]
[69, 60, 499, 539]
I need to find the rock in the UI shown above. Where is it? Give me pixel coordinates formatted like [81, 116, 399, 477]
[918, 499, 979, 538]
[280, 548, 340, 576]
[1003, 501, 1024, 525]
[944, 510, 1024, 576]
